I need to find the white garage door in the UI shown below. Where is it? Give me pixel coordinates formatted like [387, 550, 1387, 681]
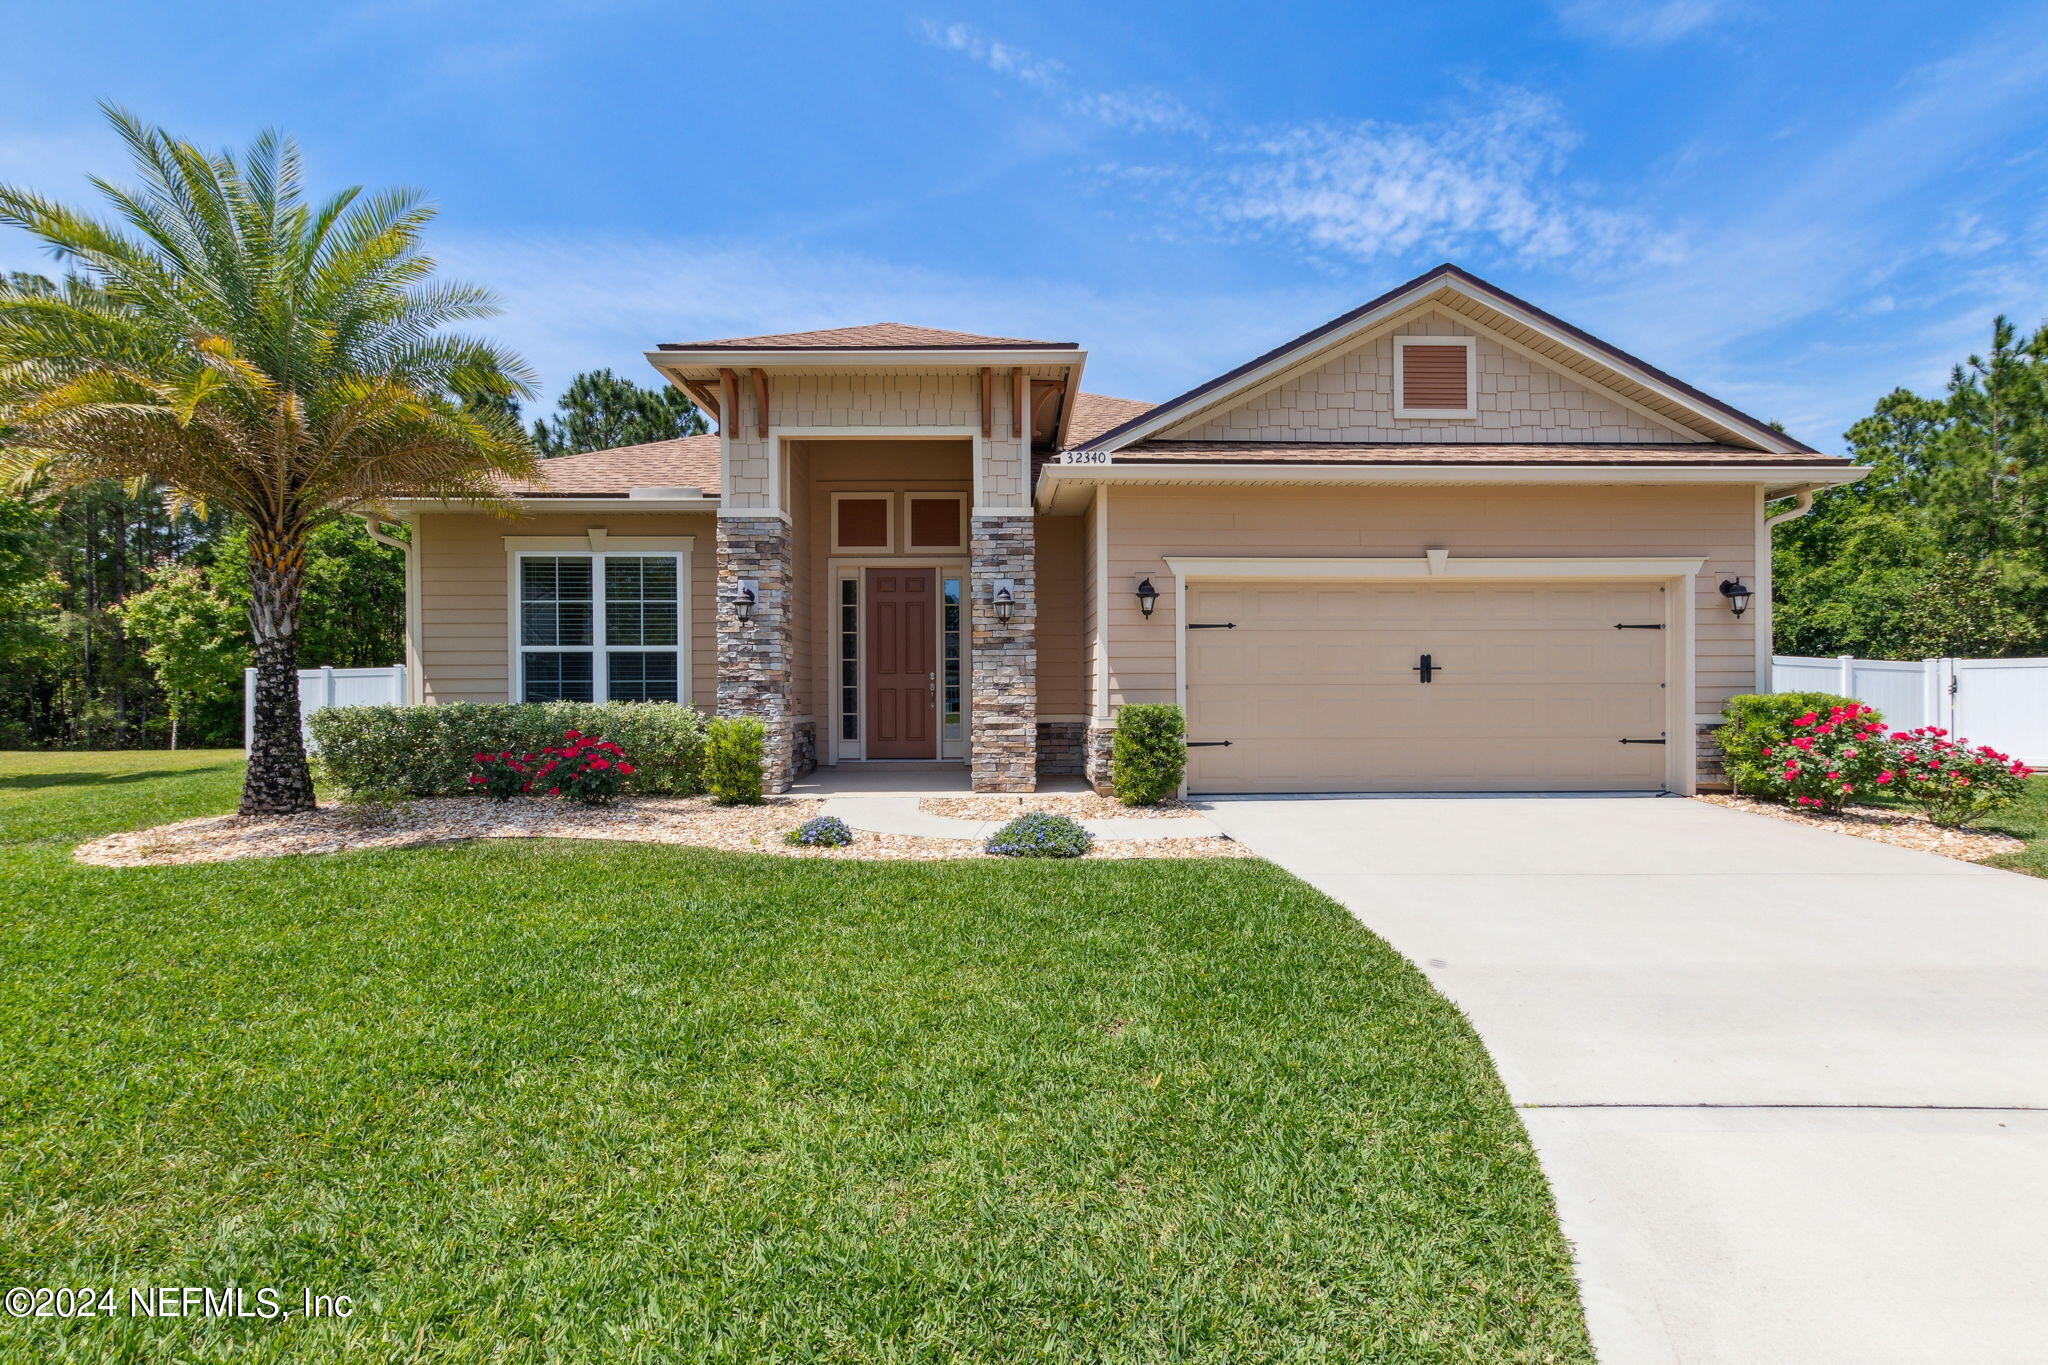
[1185, 580, 1671, 794]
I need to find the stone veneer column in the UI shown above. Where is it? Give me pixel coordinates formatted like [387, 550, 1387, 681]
[716, 515, 796, 793]
[970, 514, 1036, 792]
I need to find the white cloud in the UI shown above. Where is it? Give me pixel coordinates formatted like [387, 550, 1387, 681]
[1551, 0, 1724, 46]
[1147, 87, 1679, 272]
[918, 20, 1207, 134]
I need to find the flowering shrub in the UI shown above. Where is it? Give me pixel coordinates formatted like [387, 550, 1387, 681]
[1716, 691, 1870, 794]
[463, 730, 637, 806]
[985, 811, 1093, 859]
[1884, 728, 2034, 828]
[1753, 703, 1891, 812]
[785, 815, 853, 847]
[467, 751, 530, 802]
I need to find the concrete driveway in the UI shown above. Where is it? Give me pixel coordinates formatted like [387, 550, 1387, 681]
[1201, 795, 2048, 1365]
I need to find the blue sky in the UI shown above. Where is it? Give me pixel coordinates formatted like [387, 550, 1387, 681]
[4, 0, 2047, 448]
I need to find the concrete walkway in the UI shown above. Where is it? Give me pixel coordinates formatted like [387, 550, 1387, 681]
[1201, 794, 2048, 1365]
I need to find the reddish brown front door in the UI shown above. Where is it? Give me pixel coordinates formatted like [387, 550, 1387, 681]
[865, 568, 937, 759]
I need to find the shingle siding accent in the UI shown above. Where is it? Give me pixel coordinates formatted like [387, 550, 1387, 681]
[1175, 312, 1692, 445]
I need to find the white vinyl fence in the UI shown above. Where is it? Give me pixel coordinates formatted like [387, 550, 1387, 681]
[244, 665, 408, 751]
[1772, 655, 2048, 765]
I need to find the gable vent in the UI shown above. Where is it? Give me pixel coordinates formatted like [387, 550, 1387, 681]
[1400, 342, 1471, 412]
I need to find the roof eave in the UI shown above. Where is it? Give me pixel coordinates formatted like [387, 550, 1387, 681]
[648, 346, 1086, 374]
[1034, 459, 1866, 512]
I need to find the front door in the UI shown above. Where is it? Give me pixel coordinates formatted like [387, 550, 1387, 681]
[865, 568, 937, 759]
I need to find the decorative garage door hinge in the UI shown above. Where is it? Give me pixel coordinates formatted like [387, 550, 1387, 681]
[1187, 740, 1234, 748]
[1617, 737, 1668, 745]
[1188, 622, 1236, 629]
[1614, 623, 1665, 630]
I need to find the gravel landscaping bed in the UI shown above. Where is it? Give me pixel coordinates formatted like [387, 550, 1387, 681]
[1696, 793, 2024, 863]
[74, 794, 1246, 866]
[922, 792, 1200, 821]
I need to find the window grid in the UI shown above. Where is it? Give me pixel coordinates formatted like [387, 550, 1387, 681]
[942, 576, 963, 740]
[517, 552, 684, 704]
[839, 576, 860, 742]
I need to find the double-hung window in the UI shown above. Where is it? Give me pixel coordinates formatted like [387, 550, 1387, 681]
[517, 551, 684, 703]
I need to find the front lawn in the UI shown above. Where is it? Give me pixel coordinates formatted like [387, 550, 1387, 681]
[1978, 773, 2048, 877]
[0, 750, 1590, 1363]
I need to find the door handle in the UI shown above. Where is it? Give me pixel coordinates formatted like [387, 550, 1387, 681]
[929, 670, 937, 699]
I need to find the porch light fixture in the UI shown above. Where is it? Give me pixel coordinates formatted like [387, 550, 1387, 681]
[991, 579, 1016, 623]
[1719, 577, 1753, 618]
[1135, 577, 1160, 618]
[732, 580, 758, 622]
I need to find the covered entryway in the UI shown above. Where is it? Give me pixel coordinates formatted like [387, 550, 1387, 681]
[1184, 578, 1673, 793]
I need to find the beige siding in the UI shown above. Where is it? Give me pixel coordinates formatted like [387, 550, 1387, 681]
[414, 510, 717, 707]
[1101, 484, 1757, 718]
[1034, 514, 1087, 717]
[1174, 310, 1697, 444]
[723, 372, 1031, 514]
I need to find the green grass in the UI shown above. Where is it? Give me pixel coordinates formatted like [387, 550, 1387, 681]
[0, 750, 1590, 1363]
[1977, 774, 2048, 878]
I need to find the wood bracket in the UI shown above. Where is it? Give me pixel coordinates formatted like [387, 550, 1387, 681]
[718, 368, 740, 437]
[980, 367, 993, 439]
[751, 368, 769, 439]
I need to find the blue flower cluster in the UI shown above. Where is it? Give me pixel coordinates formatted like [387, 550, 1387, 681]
[785, 815, 854, 847]
[984, 811, 1094, 859]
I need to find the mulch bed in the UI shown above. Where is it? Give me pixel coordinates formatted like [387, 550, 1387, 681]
[921, 793, 1199, 821]
[73, 794, 1248, 867]
[1695, 793, 2023, 863]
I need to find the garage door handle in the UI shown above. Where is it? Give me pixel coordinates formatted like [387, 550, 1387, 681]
[1617, 738, 1667, 745]
[1187, 740, 1233, 748]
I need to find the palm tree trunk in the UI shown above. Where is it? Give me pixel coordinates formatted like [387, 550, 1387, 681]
[241, 527, 316, 815]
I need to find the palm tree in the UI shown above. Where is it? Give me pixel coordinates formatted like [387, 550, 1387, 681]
[0, 106, 537, 813]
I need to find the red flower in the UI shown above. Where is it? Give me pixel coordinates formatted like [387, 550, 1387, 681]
[589, 758, 610, 770]
[565, 729, 582, 740]
[617, 763, 636, 775]
[1761, 747, 1774, 757]
[1793, 712, 1817, 726]
[1876, 771, 1894, 785]
[549, 786, 561, 795]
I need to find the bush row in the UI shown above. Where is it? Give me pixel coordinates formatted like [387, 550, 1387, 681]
[310, 702, 706, 798]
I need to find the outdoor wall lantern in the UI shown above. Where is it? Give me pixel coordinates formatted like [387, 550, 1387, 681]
[1719, 577, 1753, 618]
[732, 580, 758, 621]
[1135, 577, 1160, 618]
[991, 579, 1016, 623]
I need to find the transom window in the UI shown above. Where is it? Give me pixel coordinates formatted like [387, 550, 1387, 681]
[517, 552, 683, 703]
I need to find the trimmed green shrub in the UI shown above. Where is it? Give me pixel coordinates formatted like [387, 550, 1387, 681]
[985, 811, 1093, 858]
[1715, 692, 1875, 795]
[309, 702, 704, 798]
[705, 716, 766, 805]
[1111, 703, 1186, 806]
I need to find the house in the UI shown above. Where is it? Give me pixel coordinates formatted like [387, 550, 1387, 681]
[383, 263, 1864, 796]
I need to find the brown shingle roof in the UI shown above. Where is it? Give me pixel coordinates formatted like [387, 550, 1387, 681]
[1065, 392, 1155, 447]
[658, 322, 1076, 351]
[505, 435, 722, 496]
[1114, 441, 1851, 467]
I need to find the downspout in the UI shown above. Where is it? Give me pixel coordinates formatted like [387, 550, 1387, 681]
[1765, 486, 1819, 531]
[1752, 482, 1823, 703]
[355, 513, 420, 704]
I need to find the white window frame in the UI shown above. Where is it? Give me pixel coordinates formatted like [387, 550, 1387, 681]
[505, 534, 692, 705]
[1394, 335, 1478, 420]
[829, 491, 895, 554]
[903, 492, 968, 552]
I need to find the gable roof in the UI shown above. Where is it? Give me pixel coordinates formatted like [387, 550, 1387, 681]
[1064, 392, 1155, 447]
[1082, 263, 1820, 456]
[658, 322, 1076, 351]
[505, 435, 721, 496]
